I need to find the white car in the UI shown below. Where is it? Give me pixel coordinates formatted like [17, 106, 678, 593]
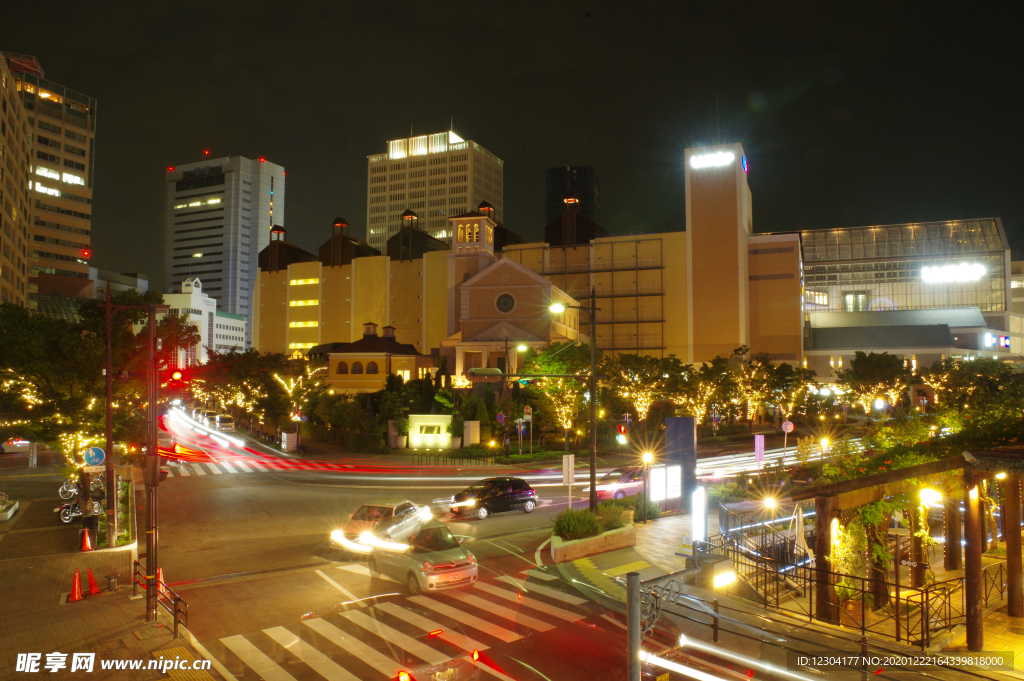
[369, 520, 477, 594]
[1, 438, 30, 454]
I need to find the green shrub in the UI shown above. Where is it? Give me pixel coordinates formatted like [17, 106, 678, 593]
[596, 503, 625, 531]
[708, 482, 744, 504]
[616, 492, 661, 520]
[552, 508, 601, 540]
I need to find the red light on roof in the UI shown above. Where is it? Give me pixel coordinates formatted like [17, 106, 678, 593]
[81, 249, 91, 258]
[167, 166, 175, 171]
[260, 157, 266, 163]
[282, 171, 286, 175]
[204, 149, 210, 156]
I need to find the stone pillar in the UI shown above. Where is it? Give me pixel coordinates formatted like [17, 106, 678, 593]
[1007, 474, 1023, 618]
[814, 495, 837, 623]
[964, 467, 984, 652]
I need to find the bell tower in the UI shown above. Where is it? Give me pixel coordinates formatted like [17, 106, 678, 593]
[446, 209, 498, 336]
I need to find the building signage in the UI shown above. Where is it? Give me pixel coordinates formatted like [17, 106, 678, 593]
[650, 466, 667, 502]
[985, 333, 1010, 348]
[666, 465, 682, 499]
[920, 263, 985, 283]
[689, 151, 735, 169]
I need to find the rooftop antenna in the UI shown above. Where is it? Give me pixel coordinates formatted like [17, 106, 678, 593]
[450, 115, 453, 132]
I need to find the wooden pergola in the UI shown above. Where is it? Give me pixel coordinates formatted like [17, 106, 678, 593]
[791, 446, 1024, 651]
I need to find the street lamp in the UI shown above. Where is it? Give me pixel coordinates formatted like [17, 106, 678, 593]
[642, 452, 653, 524]
[549, 293, 600, 511]
[517, 344, 527, 352]
[919, 488, 942, 507]
[765, 496, 776, 525]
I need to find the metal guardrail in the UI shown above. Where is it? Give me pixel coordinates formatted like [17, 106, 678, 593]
[411, 451, 497, 466]
[132, 560, 188, 639]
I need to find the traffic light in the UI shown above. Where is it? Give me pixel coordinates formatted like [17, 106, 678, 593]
[616, 424, 628, 445]
[170, 370, 183, 382]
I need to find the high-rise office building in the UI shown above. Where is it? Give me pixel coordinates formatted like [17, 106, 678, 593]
[365, 130, 503, 251]
[163, 156, 284, 347]
[5, 53, 97, 307]
[0, 54, 33, 307]
[544, 166, 599, 224]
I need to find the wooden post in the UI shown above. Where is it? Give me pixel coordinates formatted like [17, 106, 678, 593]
[963, 466, 984, 651]
[1007, 474, 1023, 618]
[944, 497, 962, 571]
[814, 495, 837, 623]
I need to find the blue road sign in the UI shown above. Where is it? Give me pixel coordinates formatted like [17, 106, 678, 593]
[496, 413, 505, 423]
[83, 447, 106, 466]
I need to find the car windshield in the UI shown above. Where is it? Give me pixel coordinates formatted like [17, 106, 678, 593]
[411, 526, 461, 552]
[219, 417, 233, 424]
[464, 480, 498, 494]
[351, 505, 393, 521]
[601, 468, 630, 483]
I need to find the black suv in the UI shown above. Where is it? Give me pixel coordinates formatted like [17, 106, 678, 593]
[449, 477, 538, 519]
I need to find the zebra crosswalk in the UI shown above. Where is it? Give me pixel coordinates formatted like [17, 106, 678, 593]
[165, 459, 294, 477]
[200, 574, 594, 680]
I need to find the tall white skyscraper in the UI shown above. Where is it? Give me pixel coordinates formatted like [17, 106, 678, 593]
[163, 156, 284, 347]
[365, 130, 503, 251]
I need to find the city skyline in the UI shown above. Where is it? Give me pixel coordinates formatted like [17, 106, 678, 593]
[2, 3, 1021, 295]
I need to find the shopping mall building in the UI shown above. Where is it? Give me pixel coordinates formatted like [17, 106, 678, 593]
[254, 143, 1023, 391]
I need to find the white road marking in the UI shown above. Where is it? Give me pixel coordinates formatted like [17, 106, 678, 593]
[337, 564, 399, 583]
[376, 601, 489, 652]
[464, 655, 518, 680]
[205, 463, 223, 475]
[535, 537, 552, 567]
[342, 610, 450, 666]
[175, 466, 190, 476]
[314, 569, 358, 600]
[219, 635, 297, 681]
[521, 569, 558, 581]
[232, 461, 253, 473]
[189, 463, 207, 476]
[301, 618, 402, 678]
[263, 626, 361, 681]
[408, 595, 521, 643]
[445, 591, 553, 632]
[218, 461, 238, 473]
[496, 576, 587, 605]
[474, 582, 584, 622]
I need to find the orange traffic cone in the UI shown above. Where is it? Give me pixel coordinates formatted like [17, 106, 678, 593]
[86, 568, 103, 596]
[80, 529, 93, 552]
[68, 569, 84, 602]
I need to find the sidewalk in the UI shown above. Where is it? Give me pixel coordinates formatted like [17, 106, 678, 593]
[0, 462, 216, 680]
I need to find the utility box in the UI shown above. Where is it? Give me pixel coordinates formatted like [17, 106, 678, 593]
[463, 420, 481, 445]
[281, 432, 298, 452]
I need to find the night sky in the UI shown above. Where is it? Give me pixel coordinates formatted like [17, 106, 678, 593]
[6, 2, 1022, 291]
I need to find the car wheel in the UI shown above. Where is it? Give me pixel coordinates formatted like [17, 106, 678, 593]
[523, 500, 536, 513]
[476, 506, 489, 520]
[368, 556, 379, 578]
[407, 572, 421, 595]
[613, 491, 625, 500]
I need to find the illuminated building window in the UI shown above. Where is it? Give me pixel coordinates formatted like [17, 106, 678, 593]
[289, 321, 318, 328]
[804, 290, 828, 306]
[290, 300, 318, 307]
[35, 167, 60, 181]
[289, 278, 320, 285]
[288, 342, 315, 349]
[62, 172, 85, 186]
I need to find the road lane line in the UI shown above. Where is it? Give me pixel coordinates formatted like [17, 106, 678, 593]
[301, 618, 403, 678]
[535, 537, 552, 566]
[496, 576, 587, 605]
[232, 461, 253, 473]
[189, 463, 207, 476]
[175, 465, 190, 476]
[445, 591, 554, 632]
[520, 569, 558, 581]
[342, 610, 450, 666]
[481, 539, 536, 568]
[219, 634, 297, 681]
[314, 569, 358, 600]
[408, 596, 521, 643]
[474, 582, 584, 622]
[218, 461, 238, 473]
[204, 462, 223, 475]
[376, 601, 489, 652]
[263, 626, 361, 681]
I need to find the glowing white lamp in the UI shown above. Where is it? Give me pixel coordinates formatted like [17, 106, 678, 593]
[692, 487, 706, 543]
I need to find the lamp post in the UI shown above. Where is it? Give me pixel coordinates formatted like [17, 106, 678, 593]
[550, 289, 600, 511]
[642, 452, 653, 524]
[765, 496, 776, 526]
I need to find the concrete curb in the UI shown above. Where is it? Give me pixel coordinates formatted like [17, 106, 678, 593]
[551, 523, 637, 563]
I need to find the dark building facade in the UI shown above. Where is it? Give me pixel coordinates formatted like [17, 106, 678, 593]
[545, 166, 600, 224]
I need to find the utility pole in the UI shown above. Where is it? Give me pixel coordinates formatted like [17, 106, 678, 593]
[104, 284, 116, 547]
[504, 337, 511, 458]
[589, 287, 597, 512]
[145, 304, 162, 623]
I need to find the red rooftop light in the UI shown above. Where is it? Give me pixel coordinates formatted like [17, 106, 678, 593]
[167, 166, 175, 171]
[259, 157, 266, 162]
[203, 149, 210, 156]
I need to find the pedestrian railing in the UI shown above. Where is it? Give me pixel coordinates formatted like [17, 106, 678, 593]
[131, 560, 188, 639]
[411, 451, 496, 466]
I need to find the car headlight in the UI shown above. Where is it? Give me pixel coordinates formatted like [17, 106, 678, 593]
[467, 553, 477, 565]
[420, 561, 435, 573]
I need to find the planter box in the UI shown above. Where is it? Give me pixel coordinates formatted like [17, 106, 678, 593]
[0, 501, 19, 522]
[551, 523, 637, 563]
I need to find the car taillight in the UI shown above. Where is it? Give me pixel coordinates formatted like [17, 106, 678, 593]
[420, 561, 434, 573]
[398, 672, 411, 681]
[472, 650, 480, 661]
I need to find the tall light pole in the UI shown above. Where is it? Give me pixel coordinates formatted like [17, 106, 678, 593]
[550, 287, 600, 511]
